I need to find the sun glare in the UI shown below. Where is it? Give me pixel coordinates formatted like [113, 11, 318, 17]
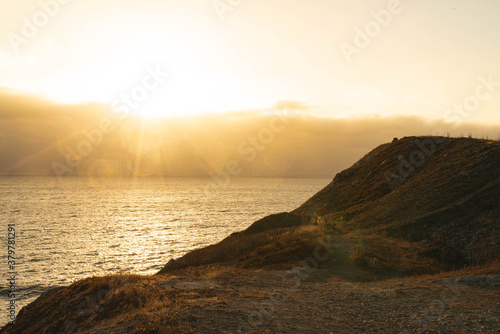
[32, 30, 259, 120]
[131, 73, 255, 119]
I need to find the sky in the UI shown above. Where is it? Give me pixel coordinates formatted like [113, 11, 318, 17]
[1, 0, 500, 120]
[0, 0, 499, 177]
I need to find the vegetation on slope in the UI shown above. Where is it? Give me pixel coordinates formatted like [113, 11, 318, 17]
[158, 136, 500, 275]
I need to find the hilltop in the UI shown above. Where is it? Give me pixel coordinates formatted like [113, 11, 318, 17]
[159, 136, 499, 275]
[2, 136, 499, 333]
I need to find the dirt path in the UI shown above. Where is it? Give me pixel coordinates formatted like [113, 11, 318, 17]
[150, 270, 500, 333]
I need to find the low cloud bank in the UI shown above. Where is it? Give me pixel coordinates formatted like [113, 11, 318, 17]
[0, 90, 498, 178]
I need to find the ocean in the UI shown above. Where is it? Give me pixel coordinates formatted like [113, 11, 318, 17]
[0, 176, 329, 325]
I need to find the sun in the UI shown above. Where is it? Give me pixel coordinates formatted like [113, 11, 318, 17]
[38, 47, 251, 120]
[130, 72, 254, 119]
[24, 17, 261, 120]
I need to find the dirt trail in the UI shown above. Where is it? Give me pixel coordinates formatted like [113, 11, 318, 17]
[158, 270, 500, 333]
[2, 266, 499, 333]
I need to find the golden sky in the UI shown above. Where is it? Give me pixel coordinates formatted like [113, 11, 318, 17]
[1, 1, 500, 177]
[1, 0, 500, 122]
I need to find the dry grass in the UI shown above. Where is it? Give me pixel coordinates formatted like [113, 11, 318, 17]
[158, 214, 327, 273]
[3, 274, 194, 334]
[296, 137, 500, 272]
[235, 224, 323, 269]
[347, 232, 449, 275]
[383, 259, 500, 283]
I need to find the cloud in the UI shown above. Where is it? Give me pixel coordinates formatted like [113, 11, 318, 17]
[273, 100, 312, 112]
[0, 92, 499, 177]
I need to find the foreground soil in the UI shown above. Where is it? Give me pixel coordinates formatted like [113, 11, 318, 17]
[2, 265, 499, 334]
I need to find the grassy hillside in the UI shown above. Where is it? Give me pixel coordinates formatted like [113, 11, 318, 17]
[158, 136, 500, 276]
[296, 136, 500, 270]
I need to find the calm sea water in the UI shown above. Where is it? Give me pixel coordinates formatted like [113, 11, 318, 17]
[0, 176, 328, 324]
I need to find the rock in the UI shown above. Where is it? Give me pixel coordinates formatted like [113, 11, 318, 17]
[392, 137, 398, 143]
